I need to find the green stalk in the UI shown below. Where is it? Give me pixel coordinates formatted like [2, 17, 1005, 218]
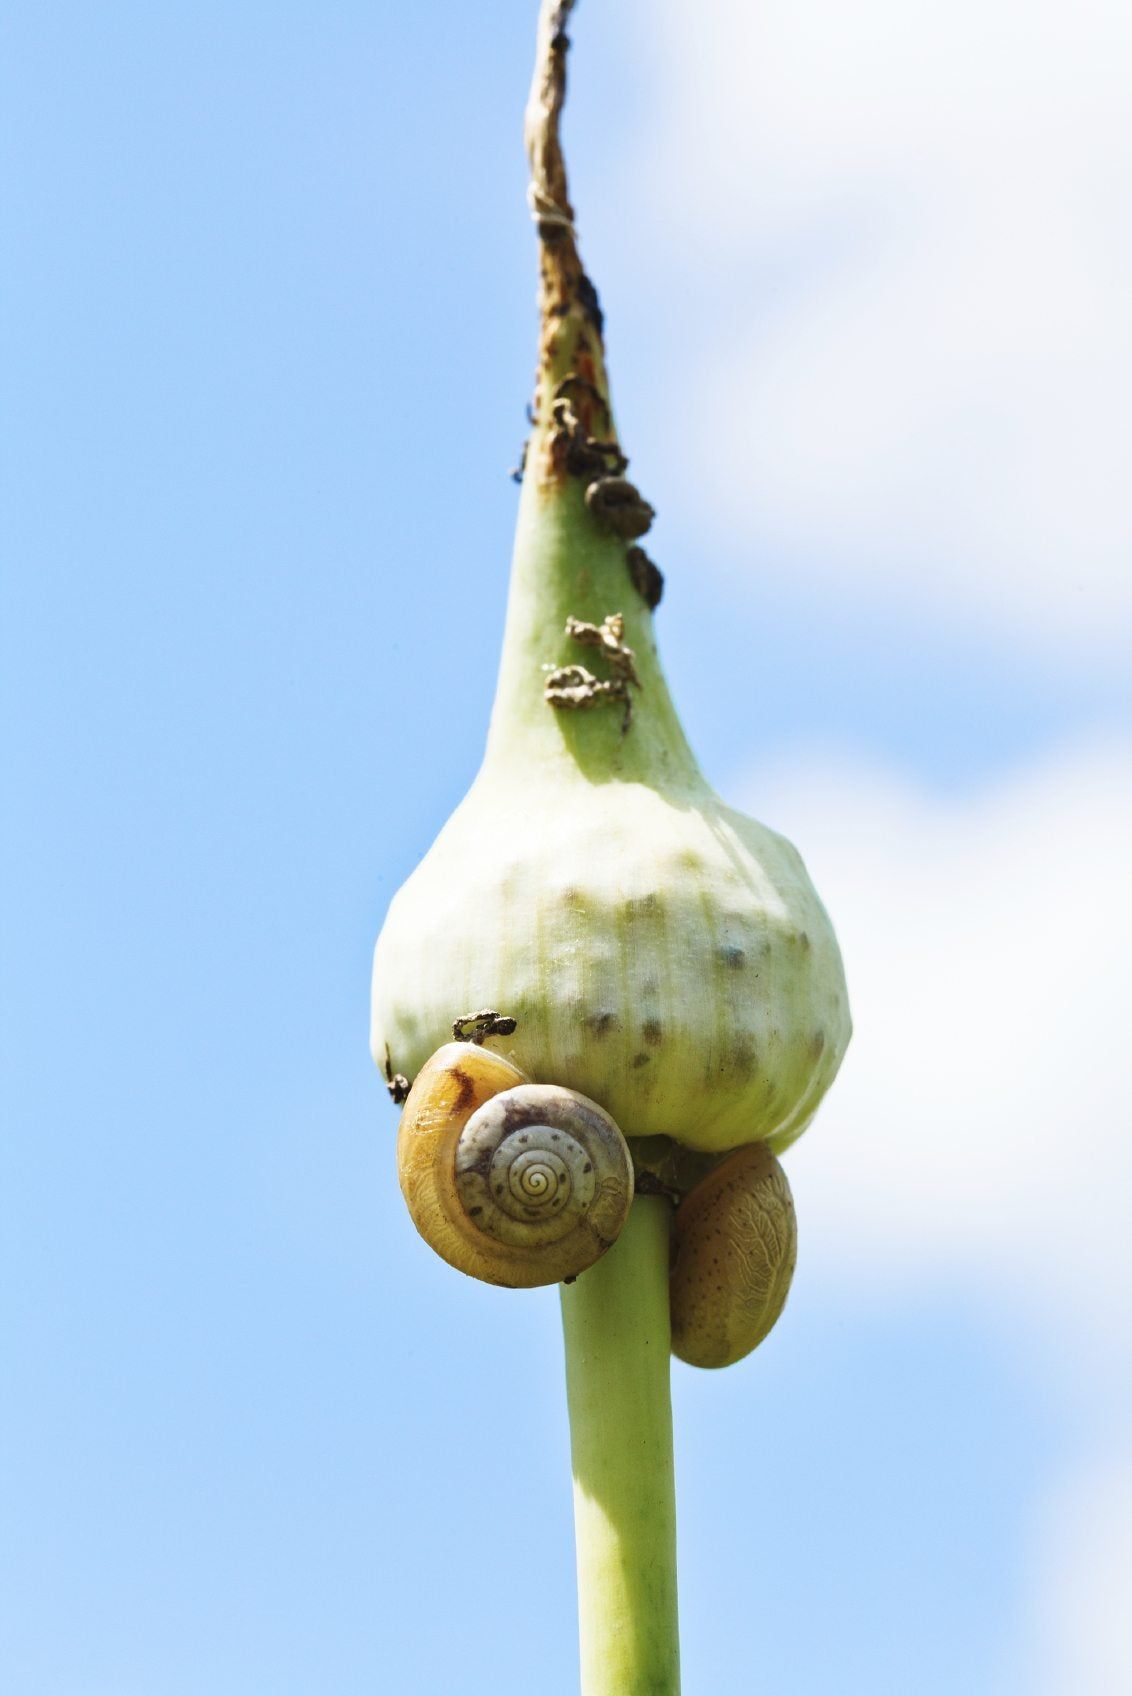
[561, 1196, 680, 1696]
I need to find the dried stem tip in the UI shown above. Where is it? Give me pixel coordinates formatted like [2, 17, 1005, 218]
[524, 1, 579, 246]
[524, 0, 612, 440]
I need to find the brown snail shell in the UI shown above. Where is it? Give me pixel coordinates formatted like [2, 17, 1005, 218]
[669, 1144, 797, 1368]
[396, 1042, 634, 1289]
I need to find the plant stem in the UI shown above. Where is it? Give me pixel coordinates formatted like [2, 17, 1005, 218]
[560, 1195, 680, 1695]
[528, 18, 683, 1677]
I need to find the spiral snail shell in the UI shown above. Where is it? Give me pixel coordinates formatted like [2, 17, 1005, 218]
[397, 1042, 634, 1289]
[669, 1143, 797, 1369]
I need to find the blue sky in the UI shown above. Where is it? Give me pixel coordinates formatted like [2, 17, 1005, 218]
[3, 3, 1130, 1692]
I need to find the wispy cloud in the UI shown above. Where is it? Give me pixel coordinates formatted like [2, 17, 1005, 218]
[611, 0, 1132, 657]
[744, 739, 1132, 1359]
[1022, 1457, 1132, 1694]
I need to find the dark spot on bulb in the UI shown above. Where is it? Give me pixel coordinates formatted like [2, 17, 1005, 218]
[718, 945, 746, 969]
[632, 1052, 650, 1069]
[810, 1030, 827, 1060]
[723, 1040, 758, 1080]
[587, 1010, 618, 1037]
[642, 1019, 663, 1046]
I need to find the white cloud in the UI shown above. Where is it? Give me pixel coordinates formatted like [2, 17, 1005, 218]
[611, 0, 1132, 655]
[741, 738, 1132, 1366]
[1021, 1457, 1132, 1694]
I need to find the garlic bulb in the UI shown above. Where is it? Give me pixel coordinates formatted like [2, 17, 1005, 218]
[374, 753, 846, 1154]
[371, 445, 850, 1154]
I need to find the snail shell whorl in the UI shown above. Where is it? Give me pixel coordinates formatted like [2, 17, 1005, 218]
[669, 1143, 797, 1369]
[397, 1042, 633, 1289]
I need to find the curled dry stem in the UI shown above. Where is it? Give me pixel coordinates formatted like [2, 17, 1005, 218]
[524, 0, 580, 265]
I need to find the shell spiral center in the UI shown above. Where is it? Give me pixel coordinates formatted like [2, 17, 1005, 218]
[455, 1088, 612, 1250]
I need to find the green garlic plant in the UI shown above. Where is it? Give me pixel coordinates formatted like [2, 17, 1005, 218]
[371, 5, 850, 1691]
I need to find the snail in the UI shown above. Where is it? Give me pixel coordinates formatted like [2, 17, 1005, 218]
[396, 1041, 634, 1289]
[669, 1144, 798, 1369]
[397, 1038, 796, 1366]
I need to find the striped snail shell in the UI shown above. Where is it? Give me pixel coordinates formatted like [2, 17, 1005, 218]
[669, 1143, 797, 1369]
[396, 1042, 634, 1289]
